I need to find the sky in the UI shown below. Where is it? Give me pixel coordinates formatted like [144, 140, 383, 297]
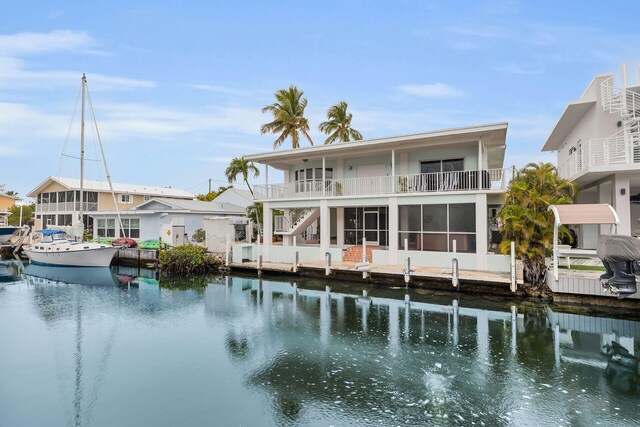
[1, 0, 639, 199]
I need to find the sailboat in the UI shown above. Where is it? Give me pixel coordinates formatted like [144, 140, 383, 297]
[23, 74, 120, 267]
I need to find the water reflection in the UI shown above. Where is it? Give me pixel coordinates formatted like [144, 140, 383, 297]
[1, 268, 639, 426]
[204, 277, 640, 425]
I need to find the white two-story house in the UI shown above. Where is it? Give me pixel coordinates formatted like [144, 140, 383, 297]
[542, 63, 640, 248]
[244, 123, 514, 273]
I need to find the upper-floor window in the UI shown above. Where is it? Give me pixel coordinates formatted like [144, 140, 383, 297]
[294, 168, 333, 192]
[420, 158, 464, 174]
[120, 194, 132, 204]
[144, 195, 151, 201]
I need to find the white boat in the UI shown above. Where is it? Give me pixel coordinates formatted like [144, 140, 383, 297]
[0, 212, 19, 245]
[24, 74, 123, 268]
[23, 230, 118, 267]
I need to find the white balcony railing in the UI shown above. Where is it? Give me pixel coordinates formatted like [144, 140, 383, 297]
[255, 168, 512, 200]
[36, 202, 98, 213]
[557, 131, 640, 180]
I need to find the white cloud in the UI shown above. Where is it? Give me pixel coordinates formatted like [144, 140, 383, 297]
[494, 63, 545, 75]
[0, 56, 155, 91]
[0, 30, 153, 91]
[0, 30, 95, 56]
[396, 83, 464, 98]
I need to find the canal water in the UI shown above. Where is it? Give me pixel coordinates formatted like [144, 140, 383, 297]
[1, 260, 639, 426]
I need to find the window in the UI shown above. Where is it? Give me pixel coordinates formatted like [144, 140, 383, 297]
[97, 218, 116, 238]
[294, 167, 333, 192]
[120, 194, 131, 204]
[344, 206, 388, 246]
[398, 203, 476, 253]
[57, 214, 72, 226]
[119, 218, 141, 238]
[144, 195, 151, 201]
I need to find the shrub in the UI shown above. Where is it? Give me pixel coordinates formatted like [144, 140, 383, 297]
[159, 244, 221, 275]
[192, 228, 206, 243]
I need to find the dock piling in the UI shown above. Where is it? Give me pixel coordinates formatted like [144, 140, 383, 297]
[293, 251, 299, 273]
[325, 251, 331, 275]
[452, 258, 459, 288]
[510, 241, 517, 292]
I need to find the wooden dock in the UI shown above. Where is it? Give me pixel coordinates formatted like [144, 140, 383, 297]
[115, 248, 159, 268]
[229, 260, 521, 297]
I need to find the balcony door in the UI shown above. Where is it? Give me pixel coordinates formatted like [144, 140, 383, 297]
[357, 164, 387, 195]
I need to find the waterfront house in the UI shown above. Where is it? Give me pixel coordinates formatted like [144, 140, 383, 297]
[243, 123, 514, 272]
[27, 176, 195, 231]
[0, 184, 19, 211]
[90, 198, 245, 246]
[0, 184, 20, 226]
[542, 63, 640, 248]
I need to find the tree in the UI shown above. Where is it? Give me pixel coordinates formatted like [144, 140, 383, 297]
[261, 85, 313, 149]
[498, 162, 578, 287]
[246, 202, 263, 238]
[318, 101, 363, 144]
[8, 203, 34, 226]
[225, 157, 260, 196]
[196, 185, 232, 201]
[5, 190, 18, 197]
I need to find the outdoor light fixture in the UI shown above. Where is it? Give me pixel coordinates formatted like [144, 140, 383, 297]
[621, 188, 626, 196]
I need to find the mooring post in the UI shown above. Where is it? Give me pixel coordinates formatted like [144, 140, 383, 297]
[452, 258, 459, 288]
[510, 241, 517, 292]
[325, 251, 331, 275]
[293, 251, 299, 273]
[362, 237, 367, 263]
[404, 257, 411, 284]
[225, 234, 231, 267]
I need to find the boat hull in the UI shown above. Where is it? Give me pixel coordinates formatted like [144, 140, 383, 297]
[0, 227, 19, 244]
[24, 246, 118, 267]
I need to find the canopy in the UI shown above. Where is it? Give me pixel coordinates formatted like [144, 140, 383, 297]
[548, 204, 620, 281]
[548, 204, 619, 226]
[37, 229, 67, 236]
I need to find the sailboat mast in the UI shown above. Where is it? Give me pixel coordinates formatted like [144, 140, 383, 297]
[79, 74, 86, 234]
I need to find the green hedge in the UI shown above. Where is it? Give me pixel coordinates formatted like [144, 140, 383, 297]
[158, 244, 221, 275]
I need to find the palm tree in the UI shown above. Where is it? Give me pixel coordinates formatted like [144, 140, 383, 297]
[498, 162, 579, 287]
[318, 101, 363, 144]
[225, 157, 260, 196]
[261, 86, 313, 149]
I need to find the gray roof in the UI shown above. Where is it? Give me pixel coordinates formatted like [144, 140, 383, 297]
[139, 197, 245, 213]
[27, 176, 195, 199]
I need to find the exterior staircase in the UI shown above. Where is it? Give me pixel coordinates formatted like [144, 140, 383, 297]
[274, 208, 320, 236]
[600, 63, 640, 164]
[343, 245, 380, 263]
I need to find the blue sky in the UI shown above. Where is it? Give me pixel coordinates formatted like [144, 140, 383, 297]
[1, 1, 639, 198]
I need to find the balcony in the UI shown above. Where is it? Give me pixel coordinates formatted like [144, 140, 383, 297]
[557, 131, 640, 181]
[255, 168, 512, 201]
[36, 202, 98, 213]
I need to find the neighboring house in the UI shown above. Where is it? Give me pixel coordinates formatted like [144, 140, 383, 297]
[27, 176, 195, 231]
[213, 187, 254, 209]
[542, 63, 640, 248]
[0, 184, 19, 211]
[90, 198, 245, 245]
[0, 184, 20, 226]
[244, 123, 514, 272]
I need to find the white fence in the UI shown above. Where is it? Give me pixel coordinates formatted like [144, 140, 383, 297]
[204, 216, 251, 253]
